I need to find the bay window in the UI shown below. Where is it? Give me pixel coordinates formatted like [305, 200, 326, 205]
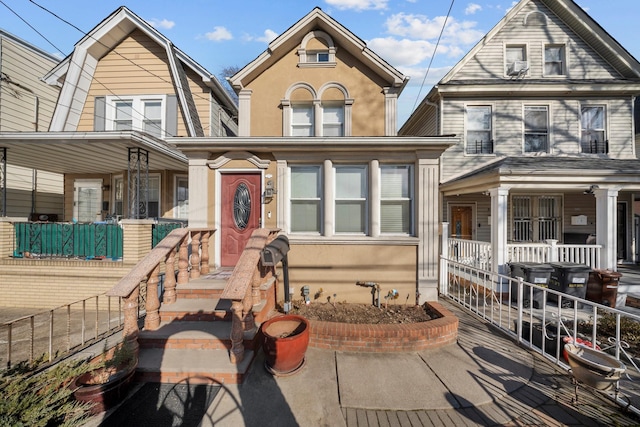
[290, 166, 322, 233]
[335, 166, 367, 234]
[381, 165, 412, 234]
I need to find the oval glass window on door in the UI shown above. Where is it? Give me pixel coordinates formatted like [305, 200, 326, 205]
[233, 183, 251, 230]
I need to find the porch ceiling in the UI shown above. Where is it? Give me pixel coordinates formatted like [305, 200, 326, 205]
[0, 131, 188, 174]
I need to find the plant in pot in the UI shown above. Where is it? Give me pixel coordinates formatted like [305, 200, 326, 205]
[73, 339, 138, 414]
[261, 314, 310, 376]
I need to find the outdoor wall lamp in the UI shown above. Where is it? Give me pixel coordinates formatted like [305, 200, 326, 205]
[263, 180, 277, 201]
[583, 185, 599, 195]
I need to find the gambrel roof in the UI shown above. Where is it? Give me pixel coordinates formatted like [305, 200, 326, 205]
[43, 6, 236, 135]
[229, 7, 408, 92]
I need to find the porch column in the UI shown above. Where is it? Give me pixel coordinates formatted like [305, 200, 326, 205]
[417, 155, 440, 303]
[594, 187, 618, 270]
[489, 187, 509, 289]
[188, 153, 209, 228]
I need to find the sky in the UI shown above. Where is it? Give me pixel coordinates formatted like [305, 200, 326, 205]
[1, 0, 639, 125]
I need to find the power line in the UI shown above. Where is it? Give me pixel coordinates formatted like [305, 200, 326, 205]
[411, 0, 455, 114]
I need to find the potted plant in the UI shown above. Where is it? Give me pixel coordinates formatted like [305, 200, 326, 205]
[73, 339, 137, 414]
[261, 314, 310, 376]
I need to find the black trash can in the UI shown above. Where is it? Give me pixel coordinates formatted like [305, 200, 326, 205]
[548, 262, 591, 307]
[586, 269, 622, 308]
[509, 262, 554, 308]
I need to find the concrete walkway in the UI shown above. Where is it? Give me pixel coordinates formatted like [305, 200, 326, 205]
[90, 300, 640, 426]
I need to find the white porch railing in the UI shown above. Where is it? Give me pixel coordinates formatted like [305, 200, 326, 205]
[448, 238, 492, 271]
[508, 239, 601, 269]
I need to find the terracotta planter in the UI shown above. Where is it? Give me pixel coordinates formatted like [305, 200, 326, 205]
[261, 314, 310, 376]
[73, 364, 136, 414]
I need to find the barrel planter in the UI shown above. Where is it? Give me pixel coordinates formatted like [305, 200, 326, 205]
[73, 363, 136, 414]
[261, 314, 310, 376]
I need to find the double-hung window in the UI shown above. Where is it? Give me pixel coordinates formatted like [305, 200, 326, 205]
[505, 45, 527, 76]
[544, 45, 565, 76]
[322, 104, 344, 136]
[524, 106, 549, 153]
[107, 96, 165, 138]
[290, 166, 322, 233]
[466, 106, 493, 154]
[581, 105, 607, 153]
[381, 165, 412, 234]
[291, 105, 314, 136]
[335, 166, 367, 234]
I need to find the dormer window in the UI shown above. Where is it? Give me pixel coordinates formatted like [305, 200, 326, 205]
[298, 30, 336, 67]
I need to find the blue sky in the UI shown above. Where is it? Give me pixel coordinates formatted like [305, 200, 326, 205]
[1, 0, 638, 125]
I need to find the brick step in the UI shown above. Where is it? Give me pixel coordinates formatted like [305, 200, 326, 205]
[135, 347, 255, 384]
[175, 277, 227, 299]
[138, 320, 259, 351]
[159, 298, 231, 322]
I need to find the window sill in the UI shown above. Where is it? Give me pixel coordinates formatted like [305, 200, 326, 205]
[298, 62, 337, 68]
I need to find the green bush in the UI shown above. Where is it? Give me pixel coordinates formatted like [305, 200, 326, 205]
[0, 356, 93, 427]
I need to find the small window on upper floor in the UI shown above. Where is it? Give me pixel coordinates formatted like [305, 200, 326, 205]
[545, 45, 565, 76]
[106, 95, 166, 138]
[298, 30, 336, 67]
[291, 104, 314, 136]
[581, 105, 608, 154]
[466, 106, 493, 154]
[506, 45, 528, 77]
[310, 51, 330, 63]
[524, 106, 549, 153]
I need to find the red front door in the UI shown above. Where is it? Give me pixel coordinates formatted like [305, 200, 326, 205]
[220, 173, 261, 267]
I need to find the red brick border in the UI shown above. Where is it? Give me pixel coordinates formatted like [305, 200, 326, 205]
[308, 301, 458, 352]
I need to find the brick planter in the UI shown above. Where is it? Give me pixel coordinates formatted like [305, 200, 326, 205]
[307, 301, 458, 352]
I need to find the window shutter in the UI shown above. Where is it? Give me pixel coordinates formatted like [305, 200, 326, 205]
[166, 95, 178, 137]
[94, 97, 106, 131]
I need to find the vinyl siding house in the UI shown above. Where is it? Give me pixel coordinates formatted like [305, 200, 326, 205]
[0, 30, 62, 218]
[400, 0, 640, 278]
[169, 8, 456, 304]
[0, 7, 237, 307]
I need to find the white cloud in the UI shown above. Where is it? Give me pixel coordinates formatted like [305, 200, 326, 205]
[367, 37, 436, 67]
[255, 29, 279, 43]
[465, 3, 482, 15]
[205, 26, 233, 41]
[324, 0, 388, 11]
[148, 18, 175, 30]
[384, 13, 483, 51]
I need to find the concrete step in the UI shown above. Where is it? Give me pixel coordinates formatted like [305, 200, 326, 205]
[159, 298, 231, 322]
[139, 320, 259, 351]
[135, 347, 255, 384]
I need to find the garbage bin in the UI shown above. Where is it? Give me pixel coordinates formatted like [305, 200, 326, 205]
[548, 262, 591, 307]
[586, 269, 622, 308]
[509, 262, 554, 309]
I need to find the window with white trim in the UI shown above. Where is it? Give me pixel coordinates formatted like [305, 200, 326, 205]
[289, 163, 414, 237]
[544, 45, 565, 76]
[175, 176, 188, 220]
[505, 45, 527, 76]
[524, 105, 549, 153]
[322, 104, 344, 136]
[113, 176, 124, 217]
[581, 105, 607, 153]
[335, 166, 367, 234]
[290, 166, 322, 233]
[291, 104, 314, 136]
[466, 106, 493, 154]
[381, 165, 412, 234]
[106, 95, 166, 138]
[148, 175, 161, 218]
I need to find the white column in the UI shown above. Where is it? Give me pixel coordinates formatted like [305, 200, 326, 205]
[594, 187, 619, 270]
[238, 89, 252, 136]
[417, 156, 440, 303]
[370, 159, 380, 237]
[440, 222, 450, 296]
[276, 160, 288, 230]
[314, 100, 322, 137]
[188, 154, 209, 228]
[323, 159, 333, 237]
[490, 187, 509, 290]
[383, 87, 398, 136]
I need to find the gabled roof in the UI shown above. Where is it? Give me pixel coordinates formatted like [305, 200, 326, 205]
[44, 6, 236, 135]
[0, 29, 60, 63]
[441, 0, 640, 84]
[229, 7, 408, 92]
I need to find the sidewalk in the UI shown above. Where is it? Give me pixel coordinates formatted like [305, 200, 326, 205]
[91, 300, 640, 426]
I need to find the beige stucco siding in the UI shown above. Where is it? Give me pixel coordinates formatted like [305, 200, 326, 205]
[453, 2, 619, 81]
[247, 45, 387, 136]
[76, 29, 189, 136]
[286, 243, 417, 305]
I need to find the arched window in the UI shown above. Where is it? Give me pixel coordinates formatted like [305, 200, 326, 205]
[282, 83, 352, 136]
[298, 31, 336, 67]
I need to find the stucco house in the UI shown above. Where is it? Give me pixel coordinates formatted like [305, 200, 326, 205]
[0, 30, 62, 218]
[169, 7, 456, 304]
[400, 0, 640, 278]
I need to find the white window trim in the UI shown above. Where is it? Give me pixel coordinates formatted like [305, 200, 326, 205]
[287, 160, 415, 238]
[380, 164, 414, 236]
[147, 173, 162, 219]
[504, 43, 529, 78]
[543, 44, 567, 77]
[580, 103, 608, 153]
[288, 165, 323, 235]
[112, 174, 124, 219]
[523, 104, 550, 154]
[464, 104, 495, 156]
[173, 174, 189, 220]
[334, 165, 368, 235]
[105, 95, 167, 137]
[297, 30, 337, 68]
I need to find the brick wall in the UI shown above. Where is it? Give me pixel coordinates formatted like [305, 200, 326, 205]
[308, 301, 458, 352]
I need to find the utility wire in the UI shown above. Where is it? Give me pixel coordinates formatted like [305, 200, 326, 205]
[411, 0, 455, 114]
